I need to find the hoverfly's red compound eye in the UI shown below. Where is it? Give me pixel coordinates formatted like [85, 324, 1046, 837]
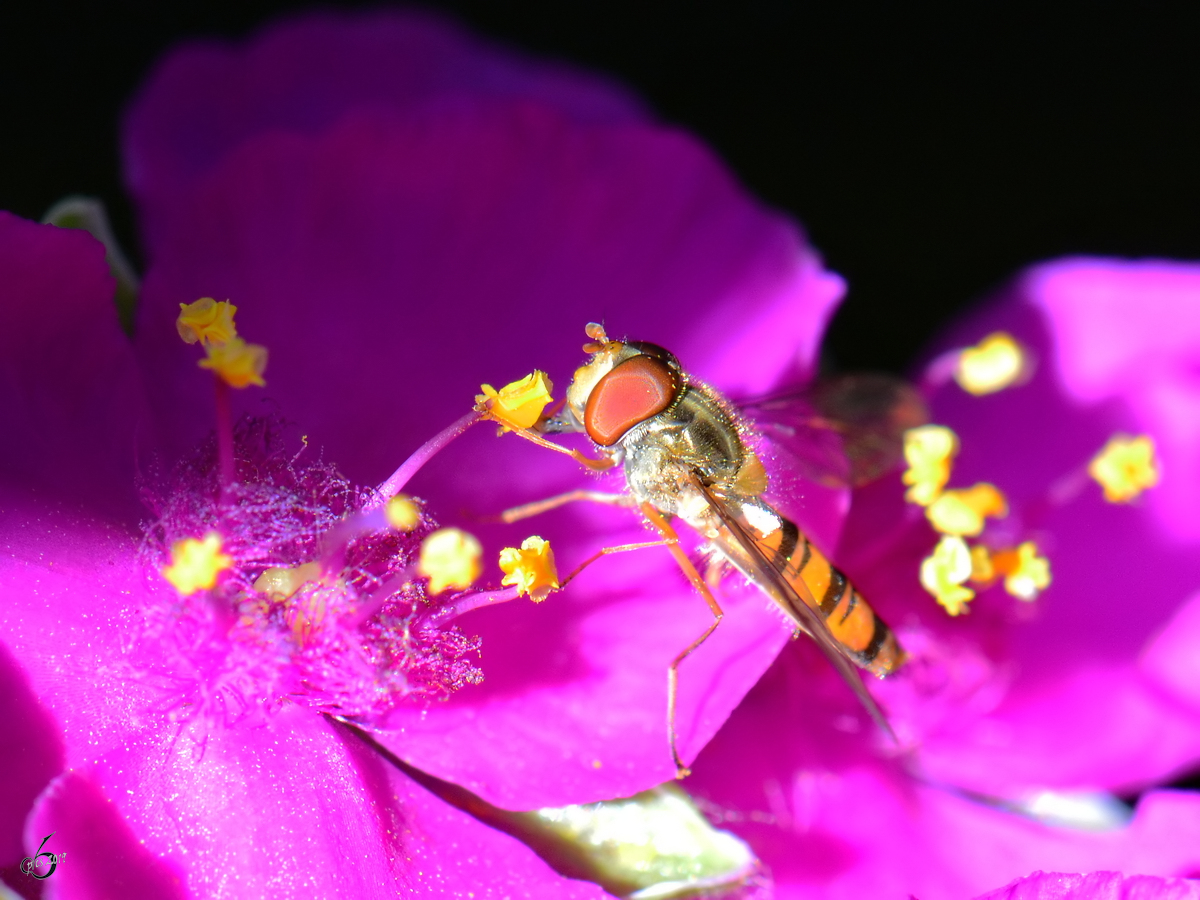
[584, 354, 681, 446]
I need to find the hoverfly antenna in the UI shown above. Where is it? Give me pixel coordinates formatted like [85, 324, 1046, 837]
[583, 322, 614, 354]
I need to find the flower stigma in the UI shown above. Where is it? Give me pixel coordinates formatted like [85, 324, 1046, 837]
[418, 528, 483, 594]
[1088, 434, 1161, 503]
[162, 532, 233, 595]
[476, 370, 555, 432]
[954, 331, 1028, 395]
[499, 536, 560, 602]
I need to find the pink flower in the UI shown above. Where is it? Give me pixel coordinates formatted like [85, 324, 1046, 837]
[683, 260, 1200, 897]
[4, 8, 1200, 899]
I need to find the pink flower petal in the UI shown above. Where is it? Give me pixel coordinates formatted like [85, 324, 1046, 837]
[123, 11, 845, 808]
[0, 212, 148, 518]
[124, 8, 645, 246]
[0, 643, 63, 867]
[688, 654, 1200, 899]
[896, 259, 1200, 794]
[973, 870, 1200, 900]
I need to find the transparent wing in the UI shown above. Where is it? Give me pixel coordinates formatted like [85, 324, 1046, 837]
[690, 474, 897, 742]
[739, 373, 928, 490]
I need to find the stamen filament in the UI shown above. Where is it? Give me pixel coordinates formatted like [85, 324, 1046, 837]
[421, 585, 521, 625]
[370, 409, 483, 508]
[213, 377, 235, 495]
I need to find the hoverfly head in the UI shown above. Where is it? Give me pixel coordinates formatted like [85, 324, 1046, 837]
[557, 327, 685, 447]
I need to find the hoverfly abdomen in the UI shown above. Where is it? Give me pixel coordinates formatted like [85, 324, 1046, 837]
[768, 514, 904, 676]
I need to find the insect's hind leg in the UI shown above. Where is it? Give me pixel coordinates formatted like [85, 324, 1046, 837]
[639, 503, 724, 780]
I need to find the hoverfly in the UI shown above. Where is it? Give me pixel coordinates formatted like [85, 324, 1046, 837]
[500, 323, 917, 775]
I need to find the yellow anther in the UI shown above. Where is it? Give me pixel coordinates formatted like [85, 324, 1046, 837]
[498, 536, 560, 602]
[476, 370, 555, 432]
[925, 483, 1008, 537]
[418, 528, 482, 594]
[162, 532, 233, 595]
[969, 544, 997, 585]
[177, 297, 238, 345]
[903, 425, 959, 506]
[990, 542, 1051, 601]
[1088, 434, 1160, 503]
[253, 561, 323, 601]
[954, 332, 1027, 395]
[385, 495, 421, 532]
[920, 535, 975, 615]
[199, 336, 268, 388]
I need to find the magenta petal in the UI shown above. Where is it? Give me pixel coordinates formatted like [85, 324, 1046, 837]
[0, 213, 148, 517]
[25, 771, 187, 899]
[1141, 590, 1200, 710]
[0, 643, 63, 866]
[124, 16, 844, 807]
[25, 709, 611, 899]
[131, 102, 838, 489]
[904, 259, 1200, 794]
[973, 870, 1200, 900]
[124, 9, 645, 247]
[381, 548, 793, 807]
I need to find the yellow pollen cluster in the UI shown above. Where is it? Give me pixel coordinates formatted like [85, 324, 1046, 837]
[903, 422, 1047, 613]
[177, 296, 268, 389]
[498, 536, 560, 602]
[920, 536, 976, 616]
[954, 332, 1027, 395]
[253, 561, 324, 601]
[1088, 434, 1160, 503]
[902, 425, 958, 505]
[162, 532, 233, 595]
[385, 495, 421, 532]
[925, 483, 1008, 537]
[177, 297, 239, 345]
[199, 337, 268, 388]
[418, 528, 482, 594]
[476, 370, 555, 432]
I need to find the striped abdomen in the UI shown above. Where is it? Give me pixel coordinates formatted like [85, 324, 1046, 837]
[745, 509, 904, 676]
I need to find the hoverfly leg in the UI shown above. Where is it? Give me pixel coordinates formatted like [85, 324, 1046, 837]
[559, 539, 674, 588]
[497, 489, 634, 524]
[639, 503, 724, 780]
[504, 425, 617, 472]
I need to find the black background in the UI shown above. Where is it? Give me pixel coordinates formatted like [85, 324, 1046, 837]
[3, 2, 1200, 372]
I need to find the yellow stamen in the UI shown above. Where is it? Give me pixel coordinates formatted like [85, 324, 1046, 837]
[903, 425, 959, 506]
[991, 542, 1051, 601]
[199, 336, 268, 388]
[1088, 434, 1160, 503]
[969, 544, 997, 585]
[418, 528, 482, 594]
[925, 483, 1009, 537]
[498, 536, 560, 602]
[253, 561, 324, 601]
[476, 371, 554, 432]
[162, 532, 233, 595]
[954, 332, 1027, 395]
[920, 535, 975, 615]
[177, 297, 238, 345]
[385, 495, 421, 532]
